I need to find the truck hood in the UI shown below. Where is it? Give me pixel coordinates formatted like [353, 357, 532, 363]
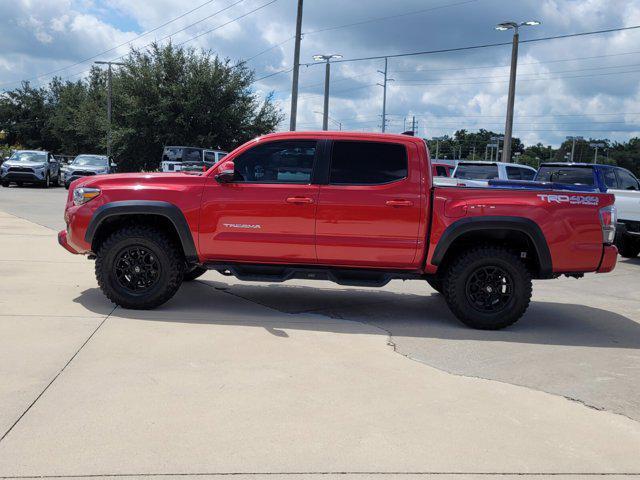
[72, 171, 206, 189]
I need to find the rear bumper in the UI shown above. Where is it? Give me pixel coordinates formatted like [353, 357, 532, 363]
[597, 245, 618, 273]
[58, 230, 81, 255]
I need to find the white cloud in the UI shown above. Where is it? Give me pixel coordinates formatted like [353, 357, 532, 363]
[1, 0, 639, 146]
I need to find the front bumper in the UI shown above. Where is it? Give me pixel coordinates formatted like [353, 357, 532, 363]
[2, 171, 45, 183]
[58, 230, 81, 254]
[596, 245, 618, 273]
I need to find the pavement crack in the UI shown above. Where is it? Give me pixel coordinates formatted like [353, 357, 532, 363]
[0, 306, 116, 444]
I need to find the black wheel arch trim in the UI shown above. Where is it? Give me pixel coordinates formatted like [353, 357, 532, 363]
[85, 200, 198, 262]
[431, 216, 553, 278]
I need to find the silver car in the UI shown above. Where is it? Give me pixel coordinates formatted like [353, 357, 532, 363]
[61, 154, 116, 189]
[0, 150, 60, 188]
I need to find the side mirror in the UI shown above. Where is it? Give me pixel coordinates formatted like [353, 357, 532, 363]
[215, 161, 235, 184]
[110, 162, 117, 168]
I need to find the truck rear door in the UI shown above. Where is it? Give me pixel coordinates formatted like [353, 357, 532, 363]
[315, 139, 424, 268]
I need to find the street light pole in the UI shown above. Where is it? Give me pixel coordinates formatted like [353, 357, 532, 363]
[566, 136, 583, 162]
[495, 20, 541, 163]
[313, 54, 342, 131]
[289, 0, 304, 131]
[95, 60, 125, 158]
[589, 142, 606, 163]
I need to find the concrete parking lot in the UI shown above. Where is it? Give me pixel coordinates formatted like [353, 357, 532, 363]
[1, 185, 639, 479]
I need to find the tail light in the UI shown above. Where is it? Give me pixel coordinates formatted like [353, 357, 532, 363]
[599, 205, 617, 244]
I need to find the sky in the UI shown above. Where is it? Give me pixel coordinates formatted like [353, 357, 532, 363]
[1, 0, 639, 147]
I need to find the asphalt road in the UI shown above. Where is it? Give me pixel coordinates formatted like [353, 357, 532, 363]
[1, 186, 639, 477]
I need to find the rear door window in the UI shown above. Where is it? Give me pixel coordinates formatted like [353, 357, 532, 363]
[520, 168, 536, 180]
[506, 166, 522, 180]
[536, 166, 595, 185]
[329, 141, 408, 185]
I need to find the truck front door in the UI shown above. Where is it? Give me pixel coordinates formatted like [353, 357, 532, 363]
[199, 139, 320, 263]
[315, 139, 423, 268]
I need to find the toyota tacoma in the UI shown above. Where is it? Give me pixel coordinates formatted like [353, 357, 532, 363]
[59, 132, 618, 330]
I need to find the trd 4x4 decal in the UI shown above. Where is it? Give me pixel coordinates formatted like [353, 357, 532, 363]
[537, 194, 599, 206]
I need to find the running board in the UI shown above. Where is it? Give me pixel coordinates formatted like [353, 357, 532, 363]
[203, 263, 423, 288]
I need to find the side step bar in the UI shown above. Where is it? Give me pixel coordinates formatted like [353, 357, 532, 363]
[203, 262, 424, 288]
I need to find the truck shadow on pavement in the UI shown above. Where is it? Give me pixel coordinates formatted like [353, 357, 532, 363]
[73, 278, 640, 350]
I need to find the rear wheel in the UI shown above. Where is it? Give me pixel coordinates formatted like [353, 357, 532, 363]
[183, 265, 208, 281]
[442, 246, 532, 330]
[95, 225, 185, 309]
[1, 181, 9, 187]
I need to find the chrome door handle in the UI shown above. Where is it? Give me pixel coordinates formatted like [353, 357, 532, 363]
[385, 199, 413, 207]
[286, 196, 314, 204]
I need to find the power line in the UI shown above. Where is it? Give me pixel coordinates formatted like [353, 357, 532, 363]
[390, 50, 640, 75]
[303, 0, 477, 35]
[302, 24, 640, 66]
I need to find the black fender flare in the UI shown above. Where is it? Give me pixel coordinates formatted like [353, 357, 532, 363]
[431, 216, 553, 278]
[85, 200, 198, 262]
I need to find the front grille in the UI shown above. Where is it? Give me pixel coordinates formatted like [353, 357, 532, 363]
[9, 167, 34, 173]
[71, 170, 96, 176]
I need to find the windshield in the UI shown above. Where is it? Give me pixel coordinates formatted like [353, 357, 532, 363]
[72, 155, 108, 167]
[8, 151, 46, 163]
[536, 166, 595, 186]
[454, 164, 499, 180]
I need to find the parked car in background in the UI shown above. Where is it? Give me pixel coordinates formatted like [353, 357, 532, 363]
[0, 150, 60, 188]
[434, 161, 537, 187]
[536, 163, 640, 258]
[432, 162, 454, 177]
[62, 154, 116, 189]
[160, 146, 227, 172]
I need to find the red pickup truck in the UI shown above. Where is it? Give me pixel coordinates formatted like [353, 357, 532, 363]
[59, 132, 618, 329]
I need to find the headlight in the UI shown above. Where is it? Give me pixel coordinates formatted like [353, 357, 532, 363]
[73, 187, 101, 206]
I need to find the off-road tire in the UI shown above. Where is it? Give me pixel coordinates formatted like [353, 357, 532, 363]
[183, 265, 208, 281]
[426, 277, 443, 294]
[95, 225, 184, 309]
[616, 233, 640, 258]
[443, 246, 532, 330]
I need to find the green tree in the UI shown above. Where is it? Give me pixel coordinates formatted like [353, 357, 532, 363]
[111, 43, 282, 171]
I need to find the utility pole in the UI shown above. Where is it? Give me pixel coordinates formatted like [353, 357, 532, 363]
[495, 20, 541, 163]
[313, 54, 342, 131]
[472, 144, 476, 160]
[94, 60, 125, 157]
[411, 116, 416, 133]
[377, 57, 394, 132]
[289, 0, 304, 131]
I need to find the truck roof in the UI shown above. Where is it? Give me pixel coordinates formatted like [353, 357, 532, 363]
[539, 162, 613, 168]
[258, 130, 427, 145]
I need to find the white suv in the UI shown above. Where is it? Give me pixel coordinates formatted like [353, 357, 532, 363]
[434, 161, 537, 187]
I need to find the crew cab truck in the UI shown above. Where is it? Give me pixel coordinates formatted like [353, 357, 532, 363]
[58, 132, 618, 330]
[536, 163, 640, 258]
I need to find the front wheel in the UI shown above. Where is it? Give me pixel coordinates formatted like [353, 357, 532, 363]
[95, 225, 185, 309]
[442, 246, 532, 330]
[42, 172, 50, 188]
